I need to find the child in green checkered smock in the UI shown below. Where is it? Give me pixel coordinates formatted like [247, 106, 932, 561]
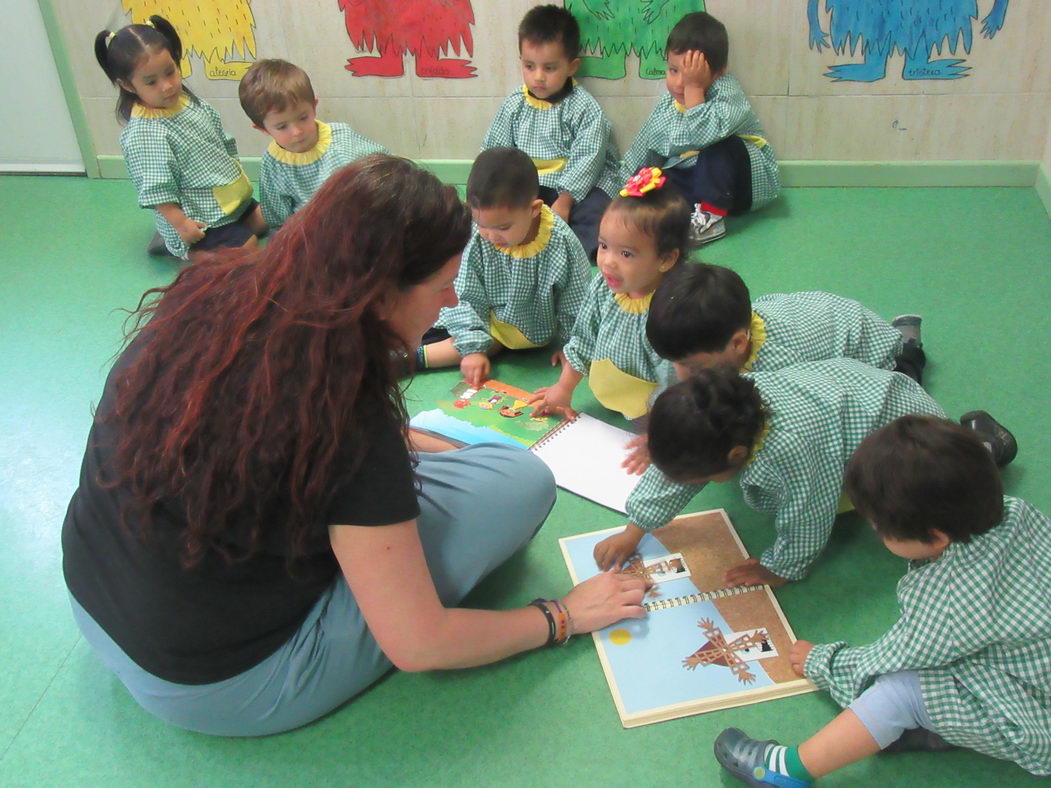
[713, 417, 1049, 785]
[594, 359, 945, 580]
[258, 123, 387, 228]
[418, 148, 590, 388]
[530, 168, 691, 422]
[239, 59, 388, 229]
[646, 263, 924, 388]
[121, 97, 256, 259]
[621, 12, 779, 244]
[483, 5, 622, 259]
[96, 18, 264, 262]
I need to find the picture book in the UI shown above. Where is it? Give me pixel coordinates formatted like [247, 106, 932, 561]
[560, 510, 816, 728]
[410, 379, 642, 513]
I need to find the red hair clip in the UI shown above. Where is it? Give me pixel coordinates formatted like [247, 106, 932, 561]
[620, 166, 666, 198]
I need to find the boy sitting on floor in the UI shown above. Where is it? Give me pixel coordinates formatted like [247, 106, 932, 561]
[715, 415, 1051, 784]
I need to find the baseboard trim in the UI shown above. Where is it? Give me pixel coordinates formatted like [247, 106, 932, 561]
[1036, 162, 1051, 219]
[96, 155, 1041, 190]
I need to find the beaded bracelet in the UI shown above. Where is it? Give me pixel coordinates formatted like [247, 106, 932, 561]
[549, 598, 572, 646]
[530, 598, 558, 647]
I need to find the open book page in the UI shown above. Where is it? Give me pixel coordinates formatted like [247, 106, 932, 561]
[560, 510, 816, 727]
[408, 379, 642, 513]
[408, 379, 560, 448]
[529, 414, 641, 513]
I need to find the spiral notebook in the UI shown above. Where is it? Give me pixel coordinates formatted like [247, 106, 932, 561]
[409, 379, 642, 513]
[560, 510, 816, 728]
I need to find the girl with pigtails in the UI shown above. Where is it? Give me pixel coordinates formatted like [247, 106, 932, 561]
[94, 16, 266, 261]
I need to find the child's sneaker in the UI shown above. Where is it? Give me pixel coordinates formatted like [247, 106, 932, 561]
[146, 231, 175, 257]
[960, 410, 1018, 467]
[892, 314, 923, 346]
[714, 728, 812, 786]
[689, 205, 726, 245]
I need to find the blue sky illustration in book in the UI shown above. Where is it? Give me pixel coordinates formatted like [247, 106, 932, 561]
[563, 529, 776, 715]
[808, 0, 1010, 82]
[410, 382, 556, 448]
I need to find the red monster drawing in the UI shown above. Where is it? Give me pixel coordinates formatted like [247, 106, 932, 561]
[338, 0, 476, 78]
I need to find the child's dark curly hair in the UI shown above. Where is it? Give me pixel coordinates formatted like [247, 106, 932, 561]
[648, 366, 765, 482]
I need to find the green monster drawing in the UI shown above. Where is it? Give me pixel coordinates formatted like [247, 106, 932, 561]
[563, 0, 705, 80]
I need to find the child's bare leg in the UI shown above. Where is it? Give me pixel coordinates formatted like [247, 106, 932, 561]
[244, 204, 268, 237]
[798, 709, 881, 778]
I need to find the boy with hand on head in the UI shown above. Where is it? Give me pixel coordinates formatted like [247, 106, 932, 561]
[621, 12, 780, 245]
[715, 415, 1051, 785]
[239, 59, 388, 229]
[482, 4, 622, 259]
[419, 147, 591, 388]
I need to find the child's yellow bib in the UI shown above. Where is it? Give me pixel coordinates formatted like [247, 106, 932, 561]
[532, 157, 568, 175]
[489, 312, 541, 350]
[589, 359, 657, 420]
[212, 162, 253, 216]
[836, 489, 855, 515]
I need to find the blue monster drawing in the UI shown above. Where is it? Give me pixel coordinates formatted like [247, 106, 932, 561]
[564, 0, 704, 80]
[807, 0, 1010, 82]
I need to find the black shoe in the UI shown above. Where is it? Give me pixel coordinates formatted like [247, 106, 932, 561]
[146, 231, 175, 257]
[883, 727, 958, 753]
[960, 410, 1017, 467]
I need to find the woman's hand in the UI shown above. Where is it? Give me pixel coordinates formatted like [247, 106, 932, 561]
[460, 352, 491, 388]
[789, 639, 815, 677]
[593, 525, 645, 570]
[621, 434, 650, 475]
[562, 570, 648, 633]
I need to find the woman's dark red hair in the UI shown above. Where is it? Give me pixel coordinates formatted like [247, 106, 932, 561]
[105, 155, 471, 567]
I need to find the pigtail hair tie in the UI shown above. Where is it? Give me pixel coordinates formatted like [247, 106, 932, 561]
[620, 166, 666, 198]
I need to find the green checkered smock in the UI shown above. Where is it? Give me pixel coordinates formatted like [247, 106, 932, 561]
[120, 95, 252, 258]
[259, 121, 387, 228]
[654, 290, 905, 389]
[627, 359, 944, 580]
[436, 205, 590, 356]
[562, 275, 666, 417]
[620, 75, 780, 210]
[805, 496, 1051, 775]
[482, 84, 621, 202]
[750, 291, 904, 372]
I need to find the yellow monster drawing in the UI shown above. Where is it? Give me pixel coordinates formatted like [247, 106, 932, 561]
[123, 0, 256, 80]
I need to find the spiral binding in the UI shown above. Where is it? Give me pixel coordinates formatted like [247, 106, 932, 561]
[643, 584, 765, 611]
[529, 416, 574, 452]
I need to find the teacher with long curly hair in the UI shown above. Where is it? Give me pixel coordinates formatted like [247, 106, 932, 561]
[62, 155, 646, 736]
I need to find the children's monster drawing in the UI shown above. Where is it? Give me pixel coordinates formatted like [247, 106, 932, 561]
[123, 0, 256, 80]
[339, 0, 477, 78]
[808, 0, 1010, 82]
[563, 0, 704, 80]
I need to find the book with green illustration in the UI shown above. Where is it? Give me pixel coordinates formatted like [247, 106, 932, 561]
[560, 510, 816, 728]
[410, 379, 643, 513]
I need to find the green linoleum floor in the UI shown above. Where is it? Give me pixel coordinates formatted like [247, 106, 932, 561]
[1, 174, 1049, 786]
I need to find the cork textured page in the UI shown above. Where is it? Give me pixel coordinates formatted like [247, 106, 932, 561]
[560, 510, 816, 728]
